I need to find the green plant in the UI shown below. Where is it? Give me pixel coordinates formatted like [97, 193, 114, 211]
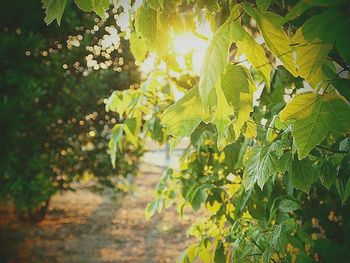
[0, 0, 142, 221]
[42, 0, 350, 261]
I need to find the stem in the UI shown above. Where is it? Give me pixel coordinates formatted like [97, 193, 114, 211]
[250, 238, 277, 263]
[316, 145, 348, 154]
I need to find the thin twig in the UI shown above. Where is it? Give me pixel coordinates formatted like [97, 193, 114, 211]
[316, 145, 348, 154]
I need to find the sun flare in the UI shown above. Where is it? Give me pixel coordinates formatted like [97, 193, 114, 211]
[172, 32, 210, 73]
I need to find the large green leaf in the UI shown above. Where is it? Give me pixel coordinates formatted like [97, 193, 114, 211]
[135, 5, 158, 49]
[233, 22, 272, 89]
[42, 0, 67, 25]
[146, 0, 165, 10]
[291, 159, 316, 193]
[197, 0, 221, 13]
[92, 0, 109, 18]
[134, 4, 170, 55]
[129, 32, 147, 62]
[233, 92, 253, 140]
[75, 0, 109, 17]
[75, 0, 93, 12]
[221, 64, 249, 110]
[123, 118, 140, 146]
[198, 5, 242, 109]
[302, 8, 350, 65]
[292, 28, 331, 87]
[280, 93, 350, 159]
[161, 86, 203, 139]
[244, 6, 298, 77]
[213, 79, 234, 150]
[332, 78, 350, 102]
[243, 141, 286, 190]
[227, 67, 255, 140]
[319, 161, 337, 190]
[216, 65, 254, 144]
[257, 0, 272, 12]
[199, 19, 234, 108]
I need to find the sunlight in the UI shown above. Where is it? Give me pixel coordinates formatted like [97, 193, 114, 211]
[173, 32, 201, 55]
[173, 32, 210, 73]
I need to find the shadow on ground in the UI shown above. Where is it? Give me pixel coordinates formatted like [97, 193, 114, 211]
[0, 164, 194, 263]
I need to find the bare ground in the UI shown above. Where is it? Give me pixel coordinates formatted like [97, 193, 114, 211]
[0, 164, 195, 263]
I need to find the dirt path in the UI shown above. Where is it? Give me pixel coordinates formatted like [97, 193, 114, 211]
[0, 164, 194, 263]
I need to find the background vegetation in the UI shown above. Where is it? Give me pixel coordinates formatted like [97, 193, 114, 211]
[1, 0, 350, 262]
[0, 0, 142, 221]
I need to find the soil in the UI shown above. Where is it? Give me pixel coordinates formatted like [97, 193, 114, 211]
[0, 164, 195, 263]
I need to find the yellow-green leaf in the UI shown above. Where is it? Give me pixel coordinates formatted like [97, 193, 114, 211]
[292, 28, 331, 87]
[161, 86, 203, 139]
[244, 6, 298, 76]
[129, 32, 147, 62]
[42, 0, 67, 25]
[213, 79, 234, 150]
[233, 22, 272, 90]
[280, 93, 350, 159]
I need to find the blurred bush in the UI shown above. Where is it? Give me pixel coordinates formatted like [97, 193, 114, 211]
[0, 0, 142, 221]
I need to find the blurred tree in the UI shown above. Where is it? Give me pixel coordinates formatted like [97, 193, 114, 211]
[0, 0, 142, 221]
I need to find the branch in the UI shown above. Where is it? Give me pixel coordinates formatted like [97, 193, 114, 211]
[316, 145, 348, 154]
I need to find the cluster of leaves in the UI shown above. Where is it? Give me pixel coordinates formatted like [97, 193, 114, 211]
[0, 0, 142, 220]
[44, 0, 350, 261]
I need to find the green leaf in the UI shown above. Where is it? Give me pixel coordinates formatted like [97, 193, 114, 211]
[216, 65, 254, 146]
[75, 0, 93, 12]
[214, 241, 226, 263]
[344, 178, 350, 204]
[281, 1, 312, 24]
[278, 199, 300, 213]
[190, 186, 207, 211]
[243, 141, 284, 190]
[135, 5, 158, 50]
[213, 79, 234, 150]
[75, 0, 109, 17]
[270, 225, 283, 249]
[124, 118, 140, 146]
[221, 64, 249, 110]
[146, 0, 165, 10]
[292, 28, 331, 87]
[257, 0, 273, 13]
[145, 200, 159, 220]
[319, 161, 337, 190]
[42, 0, 67, 25]
[105, 90, 136, 117]
[233, 22, 272, 90]
[197, 0, 221, 13]
[243, 118, 257, 139]
[302, 8, 350, 64]
[335, 178, 350, 204]
[135, 4, 170, 54]
[92, 0, 109, 18]
[233, 92, 254, 140]
[162, 86, 203, 139]
[244, 6, 298, 77]
[261, 66, 294, 114]
[242, 146, 261, 189]
[332, 78, 350, 102]
[108, 124, 124, 168]
[262, 248, 273, 263]
[280, 93, 350, 159]
[199, 19, 234, 108]
[291, 159, 316, 193]
[339, 137, 350, 152]
[129, 32, 147, 62]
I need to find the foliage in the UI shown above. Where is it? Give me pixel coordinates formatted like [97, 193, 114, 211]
[43, 0, 349, 261]
[0, 0, 142, 220]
